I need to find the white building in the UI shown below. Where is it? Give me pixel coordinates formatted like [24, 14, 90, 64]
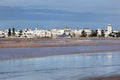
[33, 28, 43, 38]
[83, 28, 92, 37]
[74, 29, 83, 38]
[44, 30, 52, 38]
[0, 30, 5, 38]
[105, 24, 113, 37]
[51, 29, 64, 38]
[107, 24, 112, 34]
[35, 30, 52, 38]
[97, 29, 102, 37]
[64, 28, 71, 35]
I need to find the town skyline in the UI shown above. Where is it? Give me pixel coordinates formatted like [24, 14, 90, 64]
[0, 24, 120, 38]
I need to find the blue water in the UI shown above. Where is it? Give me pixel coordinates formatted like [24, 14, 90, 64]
[0, 45, 120, 61]
[0, 52, 120, 80]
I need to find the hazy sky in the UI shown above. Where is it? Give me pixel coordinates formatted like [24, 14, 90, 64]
[0, 0, 120, 30]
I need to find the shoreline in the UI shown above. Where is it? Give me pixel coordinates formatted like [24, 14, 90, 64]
[0, 50, 120, 62]
[0, 38, 120, 48]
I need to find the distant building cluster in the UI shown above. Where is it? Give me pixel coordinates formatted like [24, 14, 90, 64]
[0, 24, 120, 38]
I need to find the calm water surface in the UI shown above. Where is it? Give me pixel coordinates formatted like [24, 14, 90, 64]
[0, 52, 120, 80]
[0, 45, 120, 60]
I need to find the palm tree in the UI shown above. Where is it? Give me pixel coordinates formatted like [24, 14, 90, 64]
[12, 28, 16, 36]
[81, 30, 87, 37]
[8, 28, 11, 37]
[101, 29, 105, 37]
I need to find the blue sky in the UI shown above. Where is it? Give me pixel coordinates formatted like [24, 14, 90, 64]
[0, 0, 120, 30]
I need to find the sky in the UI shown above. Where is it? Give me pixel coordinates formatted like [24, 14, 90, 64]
[0, 0, 120, 30]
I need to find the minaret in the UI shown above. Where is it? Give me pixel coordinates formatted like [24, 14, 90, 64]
[107, 24, 112, 34]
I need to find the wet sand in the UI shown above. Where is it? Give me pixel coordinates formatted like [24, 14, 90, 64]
[0, 38, 120, 48]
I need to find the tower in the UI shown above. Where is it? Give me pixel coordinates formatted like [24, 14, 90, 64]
[107, 24, 112, 34]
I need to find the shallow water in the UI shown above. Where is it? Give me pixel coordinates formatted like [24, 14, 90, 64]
[0, 52, 120, 80]
[0, 44, 120, 61]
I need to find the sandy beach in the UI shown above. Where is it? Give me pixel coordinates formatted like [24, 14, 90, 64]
[0, 38, 120, 48]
